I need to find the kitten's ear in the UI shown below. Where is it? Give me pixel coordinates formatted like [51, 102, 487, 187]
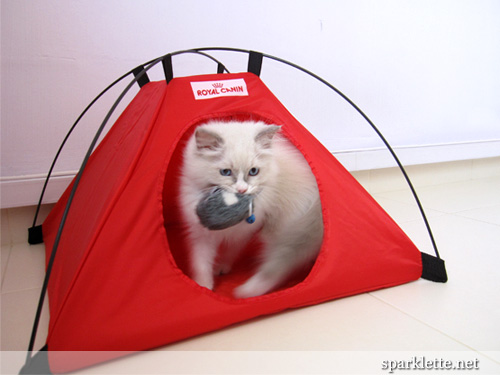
[255, 125, 281, 149]
[195, 128, 224, 151]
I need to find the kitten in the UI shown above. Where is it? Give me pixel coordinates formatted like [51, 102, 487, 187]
[179, 119, 323, 298]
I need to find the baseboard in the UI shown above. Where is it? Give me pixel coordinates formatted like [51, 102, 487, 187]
[351, 156, 500, 194]
[333, 139, 500, 171]
[1, 172, 76, 209]
[1, 142, 499, 209]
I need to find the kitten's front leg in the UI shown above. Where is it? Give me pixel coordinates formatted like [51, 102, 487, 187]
[190, 238, 218, 290]
[215, 230, 255, 276]
[233, 259, 286, 299]
[233, 246, 293, 298]
[234, 239, 318, 299]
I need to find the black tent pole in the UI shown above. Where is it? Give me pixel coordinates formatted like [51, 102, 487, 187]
[30, 52, 229, 232]
[24, 57, 164, 365]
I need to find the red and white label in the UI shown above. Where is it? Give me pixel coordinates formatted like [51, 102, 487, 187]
[190, 78, 248, 100]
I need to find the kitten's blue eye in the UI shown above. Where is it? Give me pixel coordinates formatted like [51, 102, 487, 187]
[220, 169, 232, 176]
[248, 167, 259, 176]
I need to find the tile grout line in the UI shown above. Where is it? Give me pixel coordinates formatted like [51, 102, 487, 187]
[1, 285, 44, 296]
[368, 292, 500, 365]
[1, 244, 13, 289]
[451, 210, 500, 228]
[1, 206, 14, 287]
[368, 293, 473, 349]
[371, 194, 450, 215]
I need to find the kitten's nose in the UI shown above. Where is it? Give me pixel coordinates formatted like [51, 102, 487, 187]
[237, 186, 248, 194]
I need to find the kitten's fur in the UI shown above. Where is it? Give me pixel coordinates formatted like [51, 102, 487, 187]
[179, 119, 323, 298]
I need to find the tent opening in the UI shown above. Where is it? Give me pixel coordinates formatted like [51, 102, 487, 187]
[162, 113, 324, 299]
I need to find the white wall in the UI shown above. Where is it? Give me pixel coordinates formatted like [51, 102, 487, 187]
[1, 0, 499, 207]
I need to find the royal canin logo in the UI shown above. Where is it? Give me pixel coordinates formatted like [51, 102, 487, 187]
[190, 78, 249, 100]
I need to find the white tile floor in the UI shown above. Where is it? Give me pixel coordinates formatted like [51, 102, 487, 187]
[1, 158, 500, 374]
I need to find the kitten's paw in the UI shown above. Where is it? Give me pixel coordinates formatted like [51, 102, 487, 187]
[233, 274, 275, 299]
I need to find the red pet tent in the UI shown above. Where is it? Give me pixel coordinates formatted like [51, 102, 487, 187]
[23, 49, 447, 374]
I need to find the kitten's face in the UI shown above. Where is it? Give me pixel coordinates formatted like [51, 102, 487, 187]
[189, 122, 280, 195]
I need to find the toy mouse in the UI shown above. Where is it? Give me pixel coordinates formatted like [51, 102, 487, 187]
[196, 187, 255, 230]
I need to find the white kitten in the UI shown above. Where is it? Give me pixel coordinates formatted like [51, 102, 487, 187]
[179, 119, 323, 298]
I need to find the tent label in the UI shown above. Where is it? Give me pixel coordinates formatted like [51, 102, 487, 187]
[191, 78, 248, 100]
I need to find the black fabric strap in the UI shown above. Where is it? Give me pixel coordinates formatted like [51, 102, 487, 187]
[132, 65, 150, 88]
[162, 54, 174, 84]
[19, 345, 51, 374]
[248, 51, 263, 76]
[217, 62, 225, 74]
[28, 225, 44, 245]
[421, 252, 448, 283]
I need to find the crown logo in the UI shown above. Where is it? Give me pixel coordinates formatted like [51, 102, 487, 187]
[212, 82, 223, 88]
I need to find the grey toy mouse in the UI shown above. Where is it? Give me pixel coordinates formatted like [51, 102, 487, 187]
[196, 187, 255, 230]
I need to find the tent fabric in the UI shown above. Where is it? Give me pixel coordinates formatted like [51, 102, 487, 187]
[41, 72, 422, 373]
